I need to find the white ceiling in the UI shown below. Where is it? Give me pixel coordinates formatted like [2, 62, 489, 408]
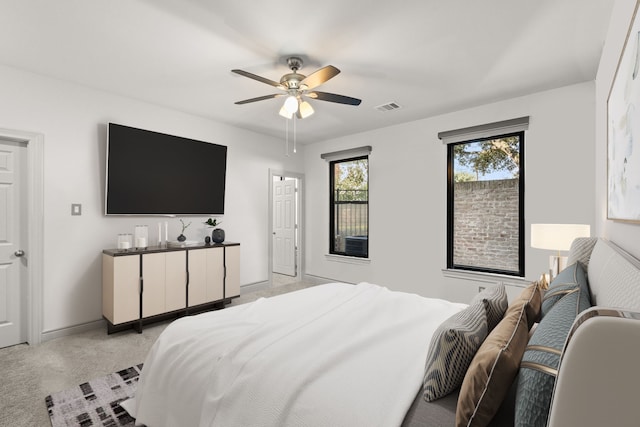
[0, 0, 614, 144]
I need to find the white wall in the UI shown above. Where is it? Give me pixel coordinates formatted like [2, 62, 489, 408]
[304, 82, 596, 304]
[0, 65, 304, 333]
[595, 0, 640, 258]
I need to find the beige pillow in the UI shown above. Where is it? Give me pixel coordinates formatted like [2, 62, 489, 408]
[510, 281, 542, 328]
[455, 288, 534, 427]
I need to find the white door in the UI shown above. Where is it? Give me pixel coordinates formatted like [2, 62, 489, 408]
[273, 178, 296, 276]
[0, 139, 27, 348]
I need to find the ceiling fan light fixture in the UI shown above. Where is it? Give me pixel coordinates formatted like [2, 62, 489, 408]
[283, 95, 299, 114]
[299, 100, 314, 118]
[233, 57, 361, 153]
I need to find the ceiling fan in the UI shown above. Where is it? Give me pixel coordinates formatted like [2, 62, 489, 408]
[232, 56, 362, 119]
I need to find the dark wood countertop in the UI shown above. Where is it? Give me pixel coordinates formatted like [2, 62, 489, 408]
[103, 241, 240, 256]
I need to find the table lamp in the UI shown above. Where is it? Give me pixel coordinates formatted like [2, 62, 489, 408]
[531, 224, 591, 280]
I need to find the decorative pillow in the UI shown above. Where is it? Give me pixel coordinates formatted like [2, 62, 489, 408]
[510, 282, 542, 329]
[566, 237, 597, 273]
[541, 262, 588, 317]
[423, 302, 488, 401]
[515, 274, 592, 427]
[456, 290, 534, 427]
[470, 284, 508, 332]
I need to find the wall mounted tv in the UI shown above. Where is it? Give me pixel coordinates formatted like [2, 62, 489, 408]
[105, 123, 227, 215]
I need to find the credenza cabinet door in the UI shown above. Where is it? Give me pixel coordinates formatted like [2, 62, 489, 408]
[187, 249, 207, 307]
[142, 253, 166, 318]
[102, 254, 139, 325]
[165, 251, 187, 312]
[188, 247, 230, 306]
[206, 247, 225, 303]
[225, 245, 240, 298]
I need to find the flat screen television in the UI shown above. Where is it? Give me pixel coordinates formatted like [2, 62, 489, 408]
[105, 123, 227, 215]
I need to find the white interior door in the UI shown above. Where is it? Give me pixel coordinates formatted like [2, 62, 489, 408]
[0, 139, 27, 348]
[272, 177, 296, 276]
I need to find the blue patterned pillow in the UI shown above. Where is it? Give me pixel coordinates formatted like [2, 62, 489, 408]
[541, 262, 588, 317]
[423, 302, 488, 401]
[514, 271, 591, 427]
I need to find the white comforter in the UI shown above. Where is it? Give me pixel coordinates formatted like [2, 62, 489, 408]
[125, 282, 465, 427]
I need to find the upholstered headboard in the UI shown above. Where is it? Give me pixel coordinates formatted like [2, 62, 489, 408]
[585, 239, 640, 309]
[548, 237, 640, 427]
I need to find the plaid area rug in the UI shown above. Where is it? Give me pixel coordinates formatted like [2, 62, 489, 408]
[45, 364, 143, 427]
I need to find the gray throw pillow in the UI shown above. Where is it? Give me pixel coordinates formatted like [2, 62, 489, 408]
[470, 284, 508, 331]
[423, 302, 488, 402]
[566, 237, 597, 273]
[515, 271, 591, 427]
[541, 262, 588, 317]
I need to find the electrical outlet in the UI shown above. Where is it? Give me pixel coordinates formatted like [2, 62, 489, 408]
[478, 286, 486, 293]
[71, 204, 82, 216]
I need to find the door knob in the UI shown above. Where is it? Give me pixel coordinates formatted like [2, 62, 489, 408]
[14, 250, 25, 257]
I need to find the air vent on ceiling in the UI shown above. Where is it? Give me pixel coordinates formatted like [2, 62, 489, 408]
[375, 102, 401, 112]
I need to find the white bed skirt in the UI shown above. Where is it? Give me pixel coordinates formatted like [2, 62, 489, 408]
[124, 282, 466, 427]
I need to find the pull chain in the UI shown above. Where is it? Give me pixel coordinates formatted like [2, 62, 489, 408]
[285, 116, 289, 157]
[293, 114, 297, 154]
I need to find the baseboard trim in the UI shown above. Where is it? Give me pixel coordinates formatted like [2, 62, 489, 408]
[41, 319, 106, 343]
[303, 273, 355, 285]
[240, 280, 270, 294]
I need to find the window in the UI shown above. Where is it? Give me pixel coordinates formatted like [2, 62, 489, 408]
[440, 118, 527, 276]
[329, 156, 369, 258]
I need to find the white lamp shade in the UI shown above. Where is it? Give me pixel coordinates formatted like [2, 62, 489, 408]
[299, 100, 314, 118]
[279, 105, 293, 119]
[283, 95, 299, 114]
[531, 224, 591, 251]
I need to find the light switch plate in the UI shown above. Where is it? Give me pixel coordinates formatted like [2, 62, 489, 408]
[71, 204, 82, 216]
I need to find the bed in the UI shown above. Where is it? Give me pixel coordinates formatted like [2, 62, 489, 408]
[122, 238, 640, 427]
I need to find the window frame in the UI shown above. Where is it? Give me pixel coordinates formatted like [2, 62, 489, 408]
[446, 130, 525, 277]
[329, 155, 369, 258]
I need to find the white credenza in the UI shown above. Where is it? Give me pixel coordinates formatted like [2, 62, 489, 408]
[102, 243, 240, 333]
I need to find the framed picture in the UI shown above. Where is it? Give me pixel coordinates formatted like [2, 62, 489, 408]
[608, 0, 640, 222]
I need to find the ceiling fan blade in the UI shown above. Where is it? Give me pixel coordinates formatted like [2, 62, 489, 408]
[307, 91, 361, 106]
[300, 65, 340, 90]
[234, 94, 283, 105]
[232, 69, 284, 89]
